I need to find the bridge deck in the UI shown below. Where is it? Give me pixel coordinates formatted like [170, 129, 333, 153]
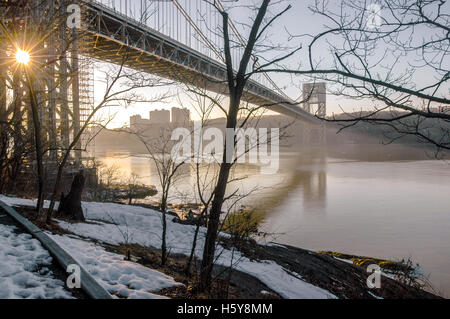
[82, 1, 319, 124]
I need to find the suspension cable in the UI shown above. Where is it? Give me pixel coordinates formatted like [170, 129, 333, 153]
[172, 0, 224, 63]
[214, 0, 290, 100]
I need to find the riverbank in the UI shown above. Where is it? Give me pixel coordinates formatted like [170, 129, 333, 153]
[0, 195, 441, 299]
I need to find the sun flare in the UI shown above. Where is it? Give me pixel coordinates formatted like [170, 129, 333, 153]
[15, 49, 30, 65]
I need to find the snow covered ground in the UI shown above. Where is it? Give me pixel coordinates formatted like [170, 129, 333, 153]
[0, 223, 73, 299]
[0, 195, 337, 299]
[48, 234, 183, 299]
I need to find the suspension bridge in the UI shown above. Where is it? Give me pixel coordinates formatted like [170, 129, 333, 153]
[0, 0, 326, 162]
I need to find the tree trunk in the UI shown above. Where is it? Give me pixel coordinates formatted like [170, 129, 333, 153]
[27, 82, 45, 217]
[199, 162, 232, 290]
[54, 170, 85, 222]
[161, 197, 167, 266]
[199, 92, 240, 291]
[185, 209, 206, 275]
[161, 210, 167, 266]
[47, 149, 72, 222]
[197, 0, 270, 291]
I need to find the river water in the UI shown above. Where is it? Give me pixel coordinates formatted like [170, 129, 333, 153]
[96, 146, 450, 297]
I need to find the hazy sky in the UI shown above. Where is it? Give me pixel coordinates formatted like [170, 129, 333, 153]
[94, 0, 448, 128]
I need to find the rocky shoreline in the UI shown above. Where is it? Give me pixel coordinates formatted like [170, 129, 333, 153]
[222, 238, 441, 299]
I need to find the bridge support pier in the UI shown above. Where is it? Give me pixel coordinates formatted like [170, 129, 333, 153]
[302, 83, 327, 146]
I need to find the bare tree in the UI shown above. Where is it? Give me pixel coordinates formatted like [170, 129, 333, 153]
[0, 84, 34, 194]
[124, 173, 140, 205]
[258, 0, 449, 153]
[133, 125, 187, 266]
[45, 58, 171, 222]
[179, 85, 281, 282]
[182, 88, 219, 275]
[0, 1, 70, 215]
[27, 74, 45, 215]
[197, 0, 297, 291]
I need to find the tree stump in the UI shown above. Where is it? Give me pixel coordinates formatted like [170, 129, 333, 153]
[55, 170, 85, 222]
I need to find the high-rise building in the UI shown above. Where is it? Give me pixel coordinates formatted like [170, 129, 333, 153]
[149, 109, 170, 124]
[171, 107, 190, 124]
[130, 114, 150, 131]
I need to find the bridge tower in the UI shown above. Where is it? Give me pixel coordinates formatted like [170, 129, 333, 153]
[302, 82, 327, 145]
[0, 0, 94, 165]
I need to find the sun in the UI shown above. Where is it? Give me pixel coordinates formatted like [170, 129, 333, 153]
[15, 49, 30, 65]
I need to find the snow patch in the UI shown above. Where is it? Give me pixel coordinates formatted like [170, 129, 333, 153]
[0, 224, 73, 299]
[0, 195, 36, 208]
[367, 291, 383, 299]
[48, 233, 183, 299]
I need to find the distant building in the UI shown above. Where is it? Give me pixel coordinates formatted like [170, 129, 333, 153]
[130, 107, 191, 135]
[171, 107, 190, 124]
[149, 109, 170, 124]
[130, 114, 150, 131]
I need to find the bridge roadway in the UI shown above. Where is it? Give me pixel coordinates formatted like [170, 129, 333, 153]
[81, 0, 319, 124]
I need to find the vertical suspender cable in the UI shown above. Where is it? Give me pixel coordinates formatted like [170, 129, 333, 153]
[172, 0, 224, 63]
[214, 0, 290, 100]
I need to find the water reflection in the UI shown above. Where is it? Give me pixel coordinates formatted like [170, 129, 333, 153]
[97, 148, 327, 216]
[297, 170, 327, 213]
[250, 151, 328, 217]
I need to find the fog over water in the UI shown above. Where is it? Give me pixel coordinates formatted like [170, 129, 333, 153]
[96, 145, 450, 297]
